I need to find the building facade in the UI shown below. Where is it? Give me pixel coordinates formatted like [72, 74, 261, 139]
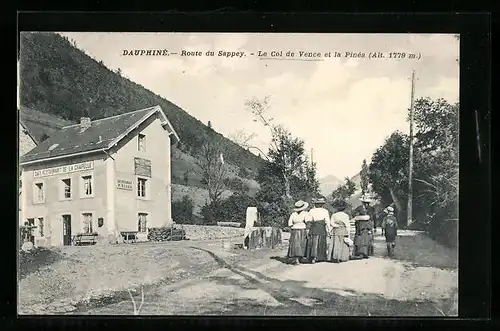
[19, 106, 179, 247]
[19, 120, 39, 230]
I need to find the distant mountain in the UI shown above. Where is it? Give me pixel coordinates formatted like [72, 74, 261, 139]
[350, 171, 362, 190]
[319, 175, 343, 197]
[348, 171, 379, 209]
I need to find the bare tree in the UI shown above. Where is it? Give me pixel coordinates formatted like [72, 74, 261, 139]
[195, 140, 229, 207]
[244, 96, 297, 198]
[128, 287, 144, 315]
[229, 130, 258, 149]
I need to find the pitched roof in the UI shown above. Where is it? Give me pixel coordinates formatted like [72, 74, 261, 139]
[20, 105, 180, 165]
[19, 120, 39, 145]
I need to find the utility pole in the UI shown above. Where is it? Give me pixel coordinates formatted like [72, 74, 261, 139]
[311, 148, 314, 166]
[407, 70, 416, 228]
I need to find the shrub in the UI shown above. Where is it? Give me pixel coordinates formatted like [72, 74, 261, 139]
[172, 195, 194, 224]
[200, 203, 218, 225]
[238, 167, 254, 179]
[147, 227, 187, 242]
[202, 193, 257, 226]
[427, 218, 458, 248]
[258, 200, 289, 228]
[223, 177, 249, 194]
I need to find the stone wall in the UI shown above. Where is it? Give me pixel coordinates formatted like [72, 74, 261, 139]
[246, 227, 282, 249]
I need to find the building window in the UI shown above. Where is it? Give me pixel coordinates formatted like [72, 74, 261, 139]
[61, 178, 72, 199]
[82, 213, 93, 234]
[38, 217, 44, 237]
[81, 175, 93, 197]
[138, 213, 148, 232]
[137, 178, 147, 198]
[138, 133, 146, 152]
[34, 182, 44, 203]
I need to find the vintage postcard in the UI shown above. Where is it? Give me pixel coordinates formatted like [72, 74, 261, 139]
[18, 32, 459, 316]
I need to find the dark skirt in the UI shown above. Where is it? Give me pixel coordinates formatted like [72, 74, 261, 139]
[287, 228, 307, 258]
[354, 230, 372, 256]
[385, 226, 397, 242]
[385, 233, 396, 243]
[331, 235, 351, 262]
[305, 234, 328, 261]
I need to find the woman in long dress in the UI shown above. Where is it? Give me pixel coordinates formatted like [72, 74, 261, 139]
[353, 195, 376, 255]
[353, 214, 373, 258]
[305, 197, 330, 263]
[352, 195, 375, 258]
[287, 200, 310, 265]
[329, 200, 352, 263]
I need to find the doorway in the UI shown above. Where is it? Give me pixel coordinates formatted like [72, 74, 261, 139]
[62, 214, 72, 246]
[26, 218, 35, 244]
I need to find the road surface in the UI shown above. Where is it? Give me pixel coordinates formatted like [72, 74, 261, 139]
[73, 230, 458, 316]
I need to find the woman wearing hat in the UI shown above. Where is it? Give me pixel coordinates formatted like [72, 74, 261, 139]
[353, 195, 375, 258]
[305, 197, 330, 263]
[329, 199, 352, 263]
[287, 200, 311, 265]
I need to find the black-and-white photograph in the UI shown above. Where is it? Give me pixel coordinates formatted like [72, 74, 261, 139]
[18, 32, 459, 316]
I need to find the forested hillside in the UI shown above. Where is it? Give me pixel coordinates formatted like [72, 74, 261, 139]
[19, 32, 266, 177]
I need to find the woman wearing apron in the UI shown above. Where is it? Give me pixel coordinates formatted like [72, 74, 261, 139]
[329, 200, 352, 263]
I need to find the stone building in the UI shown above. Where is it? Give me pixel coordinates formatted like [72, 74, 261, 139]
[19, 105, 180, 247]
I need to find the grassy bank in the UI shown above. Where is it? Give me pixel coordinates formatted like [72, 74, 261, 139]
[375, 231, 458, 270]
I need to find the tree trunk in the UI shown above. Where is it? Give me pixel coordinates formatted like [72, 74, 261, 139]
[283, 172, 292, 198]
[389, 187, 404, 225]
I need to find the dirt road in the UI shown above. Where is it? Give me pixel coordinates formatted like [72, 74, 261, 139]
[75, 231, 458, 316]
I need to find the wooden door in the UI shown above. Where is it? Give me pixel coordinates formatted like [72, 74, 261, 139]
[62, 215, 72, 246]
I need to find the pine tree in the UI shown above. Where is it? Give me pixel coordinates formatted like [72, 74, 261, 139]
[360, 159, 370, 194]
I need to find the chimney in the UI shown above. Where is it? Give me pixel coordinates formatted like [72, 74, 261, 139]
[80, 117, 91, 132]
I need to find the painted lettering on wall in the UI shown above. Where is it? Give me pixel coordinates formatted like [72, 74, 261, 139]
[117, 179, 133, 191]
[33, 161, 94, 178]
[134, 157, 152, 178]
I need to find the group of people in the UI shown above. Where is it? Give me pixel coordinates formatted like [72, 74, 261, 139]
[286, 195, 398, 265]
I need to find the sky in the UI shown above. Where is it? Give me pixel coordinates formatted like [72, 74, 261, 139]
[56, 32, 459, 179]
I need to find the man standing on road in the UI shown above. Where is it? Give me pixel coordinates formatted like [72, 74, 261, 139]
[381, 206, 398, 257]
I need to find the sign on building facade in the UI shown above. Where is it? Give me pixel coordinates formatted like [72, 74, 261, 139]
[33, 161, 94, 178]
[134, 157, 151, 177]
[116, 179, 133, 190]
